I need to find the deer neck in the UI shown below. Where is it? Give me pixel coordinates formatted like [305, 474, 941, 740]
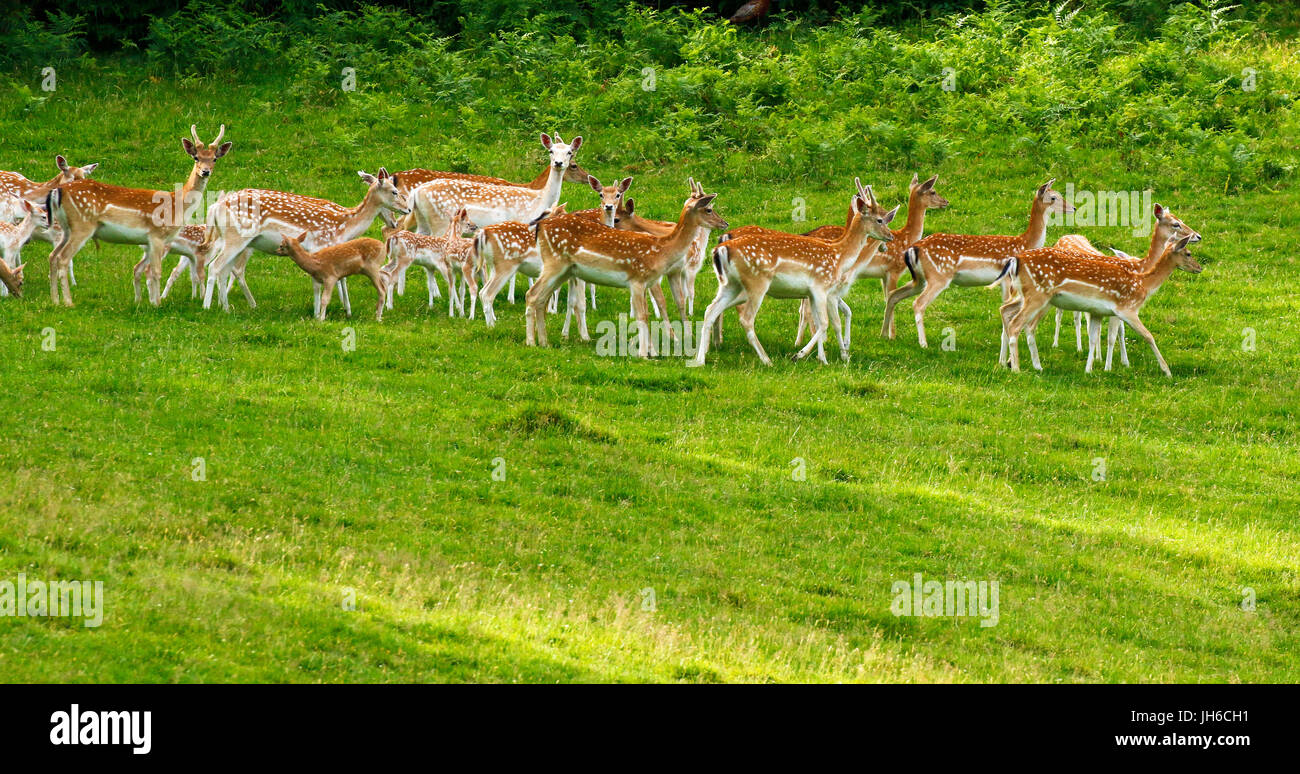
[830, 211, 872, 275]
[899, 192, 928, 245]
[1137, 250, 1180, 300]
[340, 191, 385, 241]
[536, 164, 566, 214]
[1141, 225, 1176, 271]
[16, 212, 38, 244]
[285, 243, 320, 274]
[654, 207, 702, 268]
[1020, 200, 1049, 249]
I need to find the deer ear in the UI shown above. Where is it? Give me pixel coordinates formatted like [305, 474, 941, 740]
[570, 136, 582, 151]
[1174, 235, 1192, 252]
[619, 177, 633, 193]
[358, 171, 378, 186]
[82, 162, 99, 175]
[587, 175, 601, 192]
[922, 174, 938, 190]
[884, 205, 901, 224]
[56, 155, 69, 172]
[181, 138, 198, 159]
[625, 198, 635, 213]
[1153, 203, 1165, 218]
[378, 167, 389, 179]
[696, 194, 717, 209]
[1038, 178, 1056, 195]
[910, 172, 919, 188]
[540, 133, 553, 149]
[215, 142, 232, 159]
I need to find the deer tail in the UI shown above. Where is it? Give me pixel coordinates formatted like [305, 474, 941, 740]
[712, 244, 729, 286]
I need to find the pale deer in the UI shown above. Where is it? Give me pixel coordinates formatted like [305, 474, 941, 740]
[1001, 234, 1203, 377]
[0, 200, 44, 298]
[388, 158, 590, 303]
[279, 233, 389, 321]
[379, 212, 456, 314]
[380, 207, 479, 317]
[407, 134, 581, 239]
[1, 155, 98, 250]
[882, 179, 1073, 348]
[202, 168, 408, 312]
[527, 182, 728, 358]
[47, 126, 230, 306]
[691, 181, 896, 367]
[1047, 205, 1202, 369]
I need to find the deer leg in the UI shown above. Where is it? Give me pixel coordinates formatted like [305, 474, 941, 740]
[1052, 308, 1063, 348]
[460, 259, 479, 320]
[161, 255, 189, 300]
[50, 225, 90, 306]
[317, 278, 337, 321]
[508, 274, 517, 304]
[883, 277, 923, 340]
[1085, 315, 1102, 373]
[736, 278, 772, 366]
[837, 298, 852, 359]
[337, 277, 352, 318]
[367, 268, 387, 322]
[1104, 317, 1119, 371]
[68, 259, 76, 287]
[666, 271, 689, 349]
[998, 297, 1023, 367]
[794, 298, 809, 346]
[689, 281, 744, 367]
[422, 265, 437, 309]
[1116, 319, 1130, 367]
[133, 250, 150, 304]
[562, 279, 577, 339]
[589, 282, 597, 311]
[1071, 312, 1082, 352]
[1118, 313, 1169, 377]
[650, 282, 677, 345]
[479, 261, 518, 327]
[628, 280, 652, 358]
[795, 291, 830, 363]
[908, 273, 953, 349]
[576, 279, 589, 342]
[525, 267, 565, 347]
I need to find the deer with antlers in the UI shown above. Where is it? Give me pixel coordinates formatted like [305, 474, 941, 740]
[691, 180, 897, 366]
[881, 179, 1072, 348]
[1046, 205, 1202, 369]
[45, 126, 230, 306]
[1000, 234, 1203, 377]
[278, 233, 389, 322]
[527, 181, 728, 357]
[201, 168, 408, 312]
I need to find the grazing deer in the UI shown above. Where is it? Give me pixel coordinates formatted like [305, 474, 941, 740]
[407, 134, 581, 239]
[46, 127, 230, 306]
[527, 181, 728, 357]
[279, 233, 389, 321]
[0, 200, 44, 298]
[130, 225, 212, 303]
[1001, 234, 1202, 377]
[202, 168, 408, 312]
[691, 181, 896, 367]
[388, 157, 590, 303]
[380, 207, 479, 316]
[882, 179, 1072, 348]
[1048, 205, 1202, 369]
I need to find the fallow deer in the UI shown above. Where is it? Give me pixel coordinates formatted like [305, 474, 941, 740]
[47, 127, 230, 306]
[527, 182, 728, 357]
[475, 204, 570, 328]
[279, 233, 389, 321]
[882, 179, 1072, 348]
[1001, 235, 1203, 377]
[0, 200, 44, 298]
[380, 207, 479, 317]
[691, 181, 896, 367]
[202, 169, 408, 312]
[130, 225, 212, 303]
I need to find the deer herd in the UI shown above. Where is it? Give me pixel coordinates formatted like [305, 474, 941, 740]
[0, 127, 1208, 377]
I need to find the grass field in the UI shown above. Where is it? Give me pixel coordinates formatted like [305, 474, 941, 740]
[1, 61, 1298, 683]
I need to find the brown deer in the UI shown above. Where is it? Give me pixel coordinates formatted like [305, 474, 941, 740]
[1000, 234, 1203, 377]
[47, 126, 230, 306]
[0, 200, 45, 297]
[279, 233, 389, 321]
[380, 207, 478, 317]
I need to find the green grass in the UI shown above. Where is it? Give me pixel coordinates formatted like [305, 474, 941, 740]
[0, 64, 1297, 683]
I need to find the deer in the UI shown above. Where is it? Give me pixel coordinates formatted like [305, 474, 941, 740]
[527, 181, 728, 358]
[475, 203, 571, 328]
[690, 180, 897, 367]
[1000, 234, 1203, 377]
[1046, 205, 1202, 369]
[0, 200, 44, 298]
[46, 127, 230, 306]
[881, 179, 1072, 350]
[378, 212, 457, 314]
[1, 155, 99, 251]
[129, 225, 212, 303]
[380, 207, 479, 317]
[201, 168, 408, 312]
[278, 233, 388, 321]
[388, 157, 590, 304]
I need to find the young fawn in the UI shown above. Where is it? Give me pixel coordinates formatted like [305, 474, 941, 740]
[279, 233, 389, 321]
[131, 225, 212, 303]
[0, 200, 43, 297]
[380, 208, 478, 317]
[1000, 234, 1203, 377]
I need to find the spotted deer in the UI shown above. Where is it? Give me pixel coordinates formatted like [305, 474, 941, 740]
[202, 168, 408, 312]
[1, 155, 98, 266]
[1001, 234, 1203, 376]
[131, 224, 212, 303]
[1047, 205, 1202, 369]
[381, 207, 479, 317]
[278, 233, 388, 321]
[0, 200, 44, 298]
[475, 204, 571, 328]
[882, 179, 1073, 348]
[691, 180, 896, 367]
[378, 212, 456, 314]
[47, 126, 231, 306]
[527, 181, 728, 357]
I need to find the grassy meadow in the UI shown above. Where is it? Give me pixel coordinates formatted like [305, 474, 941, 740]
[1, 3, 1298, 682]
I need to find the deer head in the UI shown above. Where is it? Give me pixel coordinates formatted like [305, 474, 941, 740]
[910, 173, 949, 211]
[1152, 204, 1202, 244]
[358, 168, 410, 216]
[1165, 234, 1203, 274]
[855, 179, 899, 242]
[540, 133, 582, 172]
[181, 125, 232, 180]
[682, 179, 729, 231]
[1035, 178, 1074, 216]
[55, 155, 98, 182]
[0, 257, 24, 297]
[587, 175, 633, 226]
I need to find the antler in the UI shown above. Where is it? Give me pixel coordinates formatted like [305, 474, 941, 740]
[212, 124, 225, 147]
[190, 125, 201, 146]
